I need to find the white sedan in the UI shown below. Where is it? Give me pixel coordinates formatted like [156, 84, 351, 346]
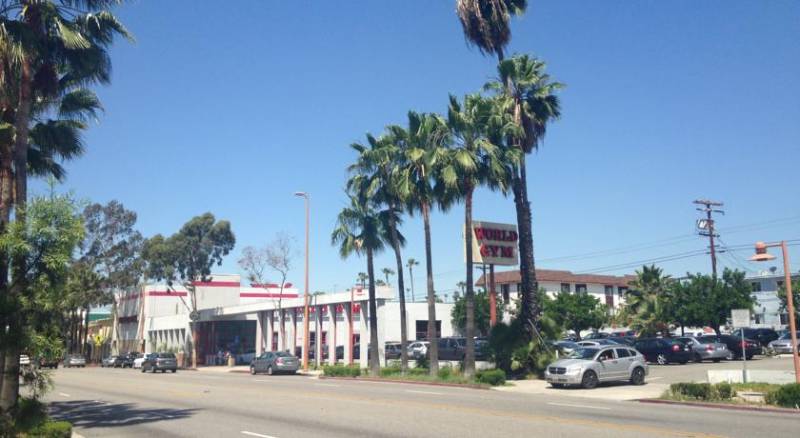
[133, 353, 152, 369]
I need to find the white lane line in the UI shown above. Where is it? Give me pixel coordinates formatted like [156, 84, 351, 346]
[241, 431, 279, 438]
[547, 402, 611, 411]
[405, 390, 443, 395]
[58, 392, 71, 397]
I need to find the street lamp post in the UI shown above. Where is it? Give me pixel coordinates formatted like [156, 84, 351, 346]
[295, 192, 311, 372]
[750, 241, 800, 383]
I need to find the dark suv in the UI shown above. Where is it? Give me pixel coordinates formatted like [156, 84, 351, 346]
[731, 328, 779, 349]
[436, 337, 466, 360]
[700, 335, 760, 360]
[633, 338, 692, 365]
[141, 352, 178, 373]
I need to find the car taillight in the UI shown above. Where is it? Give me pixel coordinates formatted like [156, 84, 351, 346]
[741, 341, 747, 348]
[276, 358, 284, 365]
[706, 345, 714, 352]
[672, 345, 680, 352]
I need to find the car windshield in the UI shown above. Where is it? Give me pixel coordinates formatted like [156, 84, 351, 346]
[159, 353, 175, 358]
[697, 337, 719, 344]
[566, 348, 599, 360]
[275, 352, 293, 358]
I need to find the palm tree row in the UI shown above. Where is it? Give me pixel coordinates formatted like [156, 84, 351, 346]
[332, 53, 561, 377]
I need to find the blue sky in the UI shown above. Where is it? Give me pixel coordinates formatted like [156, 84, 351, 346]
[34, 1, 800, 297]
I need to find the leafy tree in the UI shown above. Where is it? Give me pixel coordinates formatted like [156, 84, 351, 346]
[142, 213, 235, 369]
[544, 292, 607, 341]
[451, 291, 504, 337]
[682, 269, 754, 336]
[331, 196, 387, 377]
[620, 265, 673, 337]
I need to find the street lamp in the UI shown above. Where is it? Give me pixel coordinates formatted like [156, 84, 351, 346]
[750, 241, 800, 383]
[295, 192, 311, 372]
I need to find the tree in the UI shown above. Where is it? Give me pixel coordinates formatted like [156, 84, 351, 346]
[142, 213, 236, 369]
[356, 272, 368, 288]
[238, 232, 297, 352]
[331, 196, 387, 377]
[381, 268, 394, 286]
[391, 111, 450, 376]
[440, 92, 514, 377]
[543, 292, 607, 341]
[620, 265, 673, 337]
[777, 278, 800, 321]
[485, 55, 563, 340]
[406, 258, 419, 302]
[456, 0, 527, 61]
[682, 269, 755, 336]
[451, 291, 503, 337]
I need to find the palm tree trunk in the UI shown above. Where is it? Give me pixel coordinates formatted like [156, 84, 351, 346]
[512, 157, 539, 341]
[463, 185, 476, 377]
[387, 205, 409, 373]
[1, 58, 32, 412]
[366, 247, 380, 376]
[0, 137, 12, 399]
[408, 265, 415, 302]
[422, 202, 438, 376]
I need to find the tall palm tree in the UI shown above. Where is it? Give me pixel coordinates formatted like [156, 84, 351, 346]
[440, 93, 513, 376]
[485, 54, 562, 339]
[406, 257, 419, 302]
[455, 0, 527, 61]
[381, 268, 394, 286]
[332, 196, 387, 377]
[347, 132, 412, 372]
[391, 111, 450, 376]
[357, 272, 368, 288]
[623, 265, 673, 337]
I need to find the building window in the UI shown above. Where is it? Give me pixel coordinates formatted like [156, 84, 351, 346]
[780, 313, 789, 325]
[560, 283, 570, 293]
[750, 282, 762, 292]
[604, 286, 614, 307]
[501, 284, 510, 304]
[575, 284, 587, 294]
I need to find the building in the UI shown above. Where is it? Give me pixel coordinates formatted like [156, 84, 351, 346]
[476, 268, 635, 320]
[112, 274, 454, 368]
[747, 271, 799, 329]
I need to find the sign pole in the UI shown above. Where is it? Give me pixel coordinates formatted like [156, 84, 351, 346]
[732, 308, 750, 383]
[741, 329, 747, 383]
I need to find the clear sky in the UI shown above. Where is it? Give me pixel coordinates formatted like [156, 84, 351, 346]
[33, 1, 800, 298]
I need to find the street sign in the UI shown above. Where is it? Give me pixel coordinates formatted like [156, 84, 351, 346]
[464, 220, 519, 266]
[731, 309, 750, 328]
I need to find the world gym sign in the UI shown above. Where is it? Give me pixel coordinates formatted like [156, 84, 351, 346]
[465, 220, 519, 266]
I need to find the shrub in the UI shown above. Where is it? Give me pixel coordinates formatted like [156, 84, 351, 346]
[764, 383, 800, 408]
[322, 364, 360, 377]
[668, 382, 736, 401]
[379, 366, 401, 377]
[14, 397, 48, 431]
[715, 382, 735, 400]
[437, 366, 453, 380]
[476, 369, 506, 386]
[415, 355, 429, 370]
[407, 367, 428, 376]
[27, 420, 72, 438]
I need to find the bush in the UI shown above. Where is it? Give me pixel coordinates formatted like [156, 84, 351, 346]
[437, 366, 453, 380]
[476, 369, 506, 386]
[27, 420, 72, 438]
[407, 367, 428, 376]
[668, 382, 736, 401]
[715, 382, 735, 400]
[764, 383, 800, 408]
[322, 364, 360, 377]
[379, 366, 401, 377]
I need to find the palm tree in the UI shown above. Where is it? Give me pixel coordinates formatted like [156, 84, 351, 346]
[622, 265, 673, 337]
[381, 268, 394, 286]
[357, 272, 368, 288]
[391, 111, 450, 376]
[440, 93, 513, 376]
[406, 258, 419, 302]
[332, 196, 387, 376]
[455, 0, 527, 61]
[485, 55, 562, 340]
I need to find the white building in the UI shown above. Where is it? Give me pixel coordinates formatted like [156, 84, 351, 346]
[747, 271, 799, 329]
[113, 274, 455, 368]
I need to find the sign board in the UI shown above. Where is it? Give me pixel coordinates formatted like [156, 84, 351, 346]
[464, 220, 519, 266]
[731, 309, 750, 328]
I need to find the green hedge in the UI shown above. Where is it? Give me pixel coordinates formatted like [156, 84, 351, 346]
[668, 383, 736, 401]
[27, 420, 72, 438]
[476, 369, 506, 386]
[764, 383, 800, 408]
[322, 364, 361, 377]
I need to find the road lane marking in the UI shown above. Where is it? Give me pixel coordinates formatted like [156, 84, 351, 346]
[547, 402, 611, 411]
[58, 392, 70, 397]
[405, 390, 443, 395]
[241, 431, 279, 438]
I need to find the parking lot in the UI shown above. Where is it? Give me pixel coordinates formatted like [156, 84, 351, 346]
[646, 354, 794, 384]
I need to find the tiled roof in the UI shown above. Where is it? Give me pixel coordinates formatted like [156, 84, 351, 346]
[475, 269, 635, 288]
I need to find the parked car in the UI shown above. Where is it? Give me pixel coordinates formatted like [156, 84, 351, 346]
[63, 355, 86, 368]
[699, 335, 760, 360]
[583, 332, 610, 340]
[550, 341, 579, 356]
[675, 336, 727, 363]
[133, 353, 153, 369]
[632, 338, 692, 365]
[730, 328, 779, 349]
[474, 339, 490, 360]
[409, 341, 429, 359]
[767, 331, 800, 354]
[545, 346, 648, 389]
[385, 342, 402, 360]
[111, 355, 127, 368]
[250, 351, 300, 375]
[101, 356, 117, 367]
[610, 330, 636, 337]
[436, 337, 466, 360]
[120, 352, 140, 368]
[576, 339, 618, 348]
[140, 352, 177, 373]
[607, 336, 636, 346]
[37, 356, 59, 369]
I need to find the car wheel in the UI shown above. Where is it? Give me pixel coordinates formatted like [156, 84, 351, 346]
[630, 367, 645, 385]
[725, 351, 734, 361]
[250, 366, 256, 375]
[679, 361, 688, 365]
[694, 353, 703, 363]
[267, 366, 273, 376]
[581, 370, 598, 389]
[712, 358, 721, 363]
[550, 383, 564, 388]
[745, 355, 754, 360]
[171, 369, 176, 373]
[656, 354, 668, 365]
[141, 367, 146, 373]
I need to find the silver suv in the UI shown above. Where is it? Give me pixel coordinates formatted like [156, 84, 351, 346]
[545, 345, 648, 389]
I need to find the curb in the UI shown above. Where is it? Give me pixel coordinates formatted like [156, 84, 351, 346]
[319, 375, 490, 390]
[637, 398, 800, 415]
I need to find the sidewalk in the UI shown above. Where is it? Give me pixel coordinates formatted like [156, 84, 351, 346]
[495, 379, 668, 401]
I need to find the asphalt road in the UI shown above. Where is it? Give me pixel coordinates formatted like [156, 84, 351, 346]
[44, 367, 798, 438]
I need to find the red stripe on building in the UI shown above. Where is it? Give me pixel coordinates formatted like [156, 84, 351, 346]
[147, 291, 188, 297]
[239, 293, 299, 298]
[191, 281, 240, 287]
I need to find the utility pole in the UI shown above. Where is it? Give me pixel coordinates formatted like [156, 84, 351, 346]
[694, 199, 724, 277]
